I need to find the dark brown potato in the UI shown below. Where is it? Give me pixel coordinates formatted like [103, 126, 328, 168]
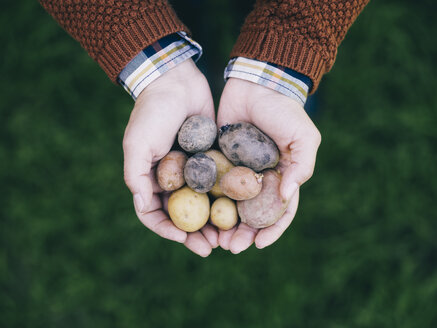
[237, 170, 289, 228]
[220, 166, 263, 200]
[184, 153, 217, 193]
[218, 122, 279, 172]
[178, 115, 217, 153]
[156, 151, 187, 191]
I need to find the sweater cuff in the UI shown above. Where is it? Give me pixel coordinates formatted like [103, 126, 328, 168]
[98, 4, 188, 82]
[224, 57, 312, 106]
[230, 29, 326, 94]
[118, 32, 202, 100]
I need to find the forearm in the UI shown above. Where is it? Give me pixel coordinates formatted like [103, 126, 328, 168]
[231, 0, 370, 93]
[39, 0, 187, 81]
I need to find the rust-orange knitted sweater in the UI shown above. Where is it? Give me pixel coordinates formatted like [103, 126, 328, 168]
[40, 0, 369, 92]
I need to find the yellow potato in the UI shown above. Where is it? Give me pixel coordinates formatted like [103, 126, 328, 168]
[211, 197, 238, 230]
[168, 186, 210, 232]
[205, 150, 235, 198]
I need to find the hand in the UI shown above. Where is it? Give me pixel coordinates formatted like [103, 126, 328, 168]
[123, 59, 218, 257]
[217, 78, 321, 253]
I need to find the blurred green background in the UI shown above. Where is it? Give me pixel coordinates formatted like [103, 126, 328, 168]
[1, 0, 437, 327]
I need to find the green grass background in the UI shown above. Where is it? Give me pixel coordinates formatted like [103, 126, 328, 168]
[1, 0, 437, 327]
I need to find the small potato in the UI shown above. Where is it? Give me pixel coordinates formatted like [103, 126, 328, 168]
[178, 115, 217, 153]
[205, 150, 235, 198]
[211, 197, 238, 230]
[184, 153, 217, 193]
[220, 166, 263, 200]
[237, 170, 290, 229]
[168, 186, 210, 232]
[218, 122, 279, 172]
[156, 151, 187, 191]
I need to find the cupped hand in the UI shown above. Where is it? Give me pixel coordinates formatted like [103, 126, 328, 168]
[217, 78, 321, 254]
[123, 59, 218, 257]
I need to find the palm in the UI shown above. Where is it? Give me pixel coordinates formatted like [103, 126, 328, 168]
[217, 78, 321, 253]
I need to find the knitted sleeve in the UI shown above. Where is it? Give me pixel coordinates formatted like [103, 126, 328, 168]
[39, 0, 188, 82]
[231, 0, 370, 93]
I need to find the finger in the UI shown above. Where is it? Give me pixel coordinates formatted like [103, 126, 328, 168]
[136, 194, 187, 243]
[161, 191, 171, 215]
[229, 223, 258, 254]
[280, 132, 321, 200]
[184, 231, 213, 257]
[218, 226, 237, 250]
[255, 189, 300, 249]
[201, 224, 219, 248]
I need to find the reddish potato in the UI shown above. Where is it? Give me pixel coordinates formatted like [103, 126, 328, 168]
[156, 151, 187, 191]
[237, 170, 289, 228]
[205, 150, 235, 198]
[220, 166, 263, 200]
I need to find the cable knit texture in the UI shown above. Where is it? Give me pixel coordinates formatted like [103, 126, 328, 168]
[40, 0, 369, 90]
[231, 0, 369, 93]
[39, 0, 187, 82]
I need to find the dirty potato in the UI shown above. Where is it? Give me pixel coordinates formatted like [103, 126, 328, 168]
[210, 197, 238, 230]
[237, 170, 289, 229]
[205, 149, 235, 198]
[156, 151, 187, 191]
[218, 122, 279, 172]
[220, 166, 263, 200]
[184, 153, 217, 193]
[178, 115, 217, 153]
[168, 186, 210, 232]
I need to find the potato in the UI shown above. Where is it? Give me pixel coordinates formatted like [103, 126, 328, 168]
[205, 150, 235, 198]
[220, 166, 263, 200]
[156, 151, 187, 191]
[237, 170, 289, 229]
[168, 186, 210, 232]
[184, 153, 217, 193]
[211, 197, 238, 230]
[178, 115, 217, 153]
[218, 122, 279, 172]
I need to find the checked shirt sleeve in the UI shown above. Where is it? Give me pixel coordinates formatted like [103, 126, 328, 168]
[224, 57, 313, 106]
[118, 32, 202, 100]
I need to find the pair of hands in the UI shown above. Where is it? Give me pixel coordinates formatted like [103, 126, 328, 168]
[123, 59, 321, 257]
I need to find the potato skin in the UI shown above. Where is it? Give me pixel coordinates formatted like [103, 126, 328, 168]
[220, 166, 263, 200]
[211, 197, 238, 230]
[205, 150, 235, 198]
[218, 122, 279, 172]
[168, 187, 210, 232]
[237, 170, 289, 229]
[184, 153, 217, 193]
[156, 151, 187, 191]
[178, 115, 217, 153]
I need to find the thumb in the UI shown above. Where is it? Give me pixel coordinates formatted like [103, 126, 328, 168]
[280, 133, 321, 200]
[123, 138, 154, 213]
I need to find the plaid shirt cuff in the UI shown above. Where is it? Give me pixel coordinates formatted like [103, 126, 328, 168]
[224, 57, 313, 106]
[117, 32, 202, 100]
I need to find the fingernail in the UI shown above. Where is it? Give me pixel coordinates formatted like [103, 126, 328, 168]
[283, 182, 299, 201]
[133, 193, 146, 213]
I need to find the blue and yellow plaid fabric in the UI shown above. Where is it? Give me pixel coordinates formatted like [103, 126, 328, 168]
[224, 57, 312, 106]
[118, 32, 312, 105]
[118, 32, 202, 100]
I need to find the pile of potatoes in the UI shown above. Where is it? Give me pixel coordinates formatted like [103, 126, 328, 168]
[156, 115, 289, 233]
